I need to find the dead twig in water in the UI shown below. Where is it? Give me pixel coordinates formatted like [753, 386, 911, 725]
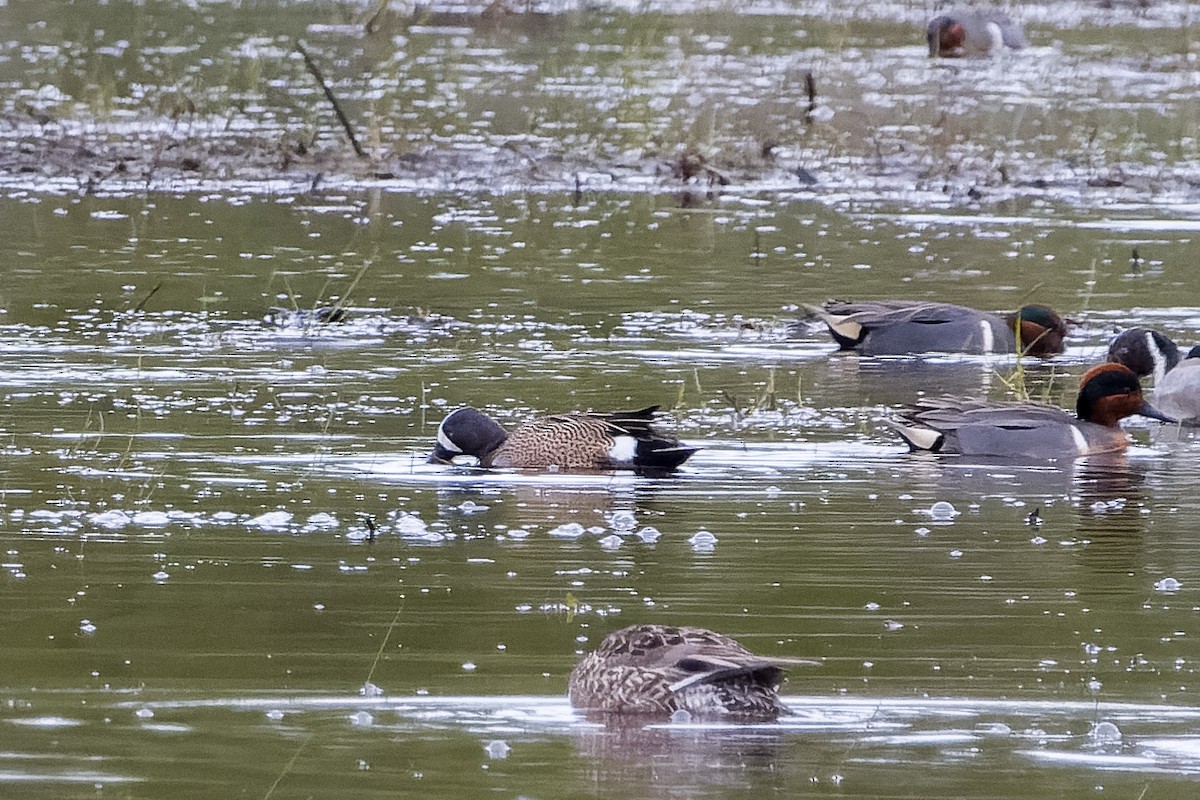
[365, 600, 406, 688]
[364, 0, 389, 35]
[328, 259, 373, 318]
[132, 281, 163, 313]
[804, 70, 817, 122]
[294, 39, 367, 159]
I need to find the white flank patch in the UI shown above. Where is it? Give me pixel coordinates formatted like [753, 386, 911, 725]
[979, 319, 994, 353]
[1146, 330, 1169, 384]
[830, 316, 862, 341]
[897, 425, 943, 451]
[985, 21, 1004, 52]
[1070, 425, 1089, 455]
[608, 436, 637, 464]
[437, 420, 462, 454]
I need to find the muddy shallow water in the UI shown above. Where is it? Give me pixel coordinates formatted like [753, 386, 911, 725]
[2, 0, 1198, 202]
[2, 1, 1200, 798]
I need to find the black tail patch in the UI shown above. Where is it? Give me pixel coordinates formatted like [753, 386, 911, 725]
[634, 441, 701, 475]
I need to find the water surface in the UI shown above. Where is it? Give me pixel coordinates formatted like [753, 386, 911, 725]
[2, 1, 1200, 797]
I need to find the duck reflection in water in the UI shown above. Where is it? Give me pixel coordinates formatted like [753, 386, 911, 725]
[1070, 456, 1155, 577]
[571, 716, 791, 797]
[815, 355, 1052, 410]
[567, 624, 821, 795]
[887, 450, 1144, 509]
[431, 481, 684, 543]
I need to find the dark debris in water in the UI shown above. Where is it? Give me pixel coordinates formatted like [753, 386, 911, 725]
[263, 306, 349, 329]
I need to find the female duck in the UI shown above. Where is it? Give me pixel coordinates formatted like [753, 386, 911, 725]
[569, 624, 815, 720]
[891, 363, 1174, 458]
[428, 405, 698, 475]
[806, 300, 1068, 357]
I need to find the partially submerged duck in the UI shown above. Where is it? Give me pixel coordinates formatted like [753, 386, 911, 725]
[1107, 329, 1200, 423]
[568, 624, 817, 720]
[927, 9, 1028, 57]
[806, 300, 1068, 357]
[428, 406, 698, 475]
[1107, 327, 1182, 385]
[890, 363, 1174, 458]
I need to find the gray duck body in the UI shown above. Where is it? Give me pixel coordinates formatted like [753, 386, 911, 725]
[1154, 347, 1200, 423]
[807, 300, 1066, 357]
[927, 9, 1027, 57]
[892, 396, 1124, 458]
[890, 363, 1173, 459]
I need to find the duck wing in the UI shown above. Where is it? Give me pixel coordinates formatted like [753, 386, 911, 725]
[808, 301, 999, 352]
[907, 397, 1073, 429]
[587, 407, 701, 473]
[501, 407, 698, 472]
[897, 398, 1090, 457]
[821, 300, 974, 326]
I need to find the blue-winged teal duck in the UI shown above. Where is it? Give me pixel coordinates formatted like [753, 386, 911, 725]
[1107, 327, 1182, 385]
[891, 363, 1174, 458]
[928, 9, 1028, 57]
[569, 624, 816, 720]
[806, 300, 1068, 357]
[428, 405, 698, 475]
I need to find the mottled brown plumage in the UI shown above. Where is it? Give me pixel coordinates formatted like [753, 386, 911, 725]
[429, 406, 698, 475]
[569, 624, 803, 720]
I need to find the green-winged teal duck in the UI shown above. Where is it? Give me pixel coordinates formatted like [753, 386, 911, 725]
[928, 9, 1028, 57]
[806, 300, 1068, 358]
[569, 624, 816, 720]
[891, 363, 1174, 458]
[428, 405, 698, 475]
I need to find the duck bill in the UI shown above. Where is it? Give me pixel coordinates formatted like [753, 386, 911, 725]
[427, 445, 457, 464]
[1137, 400, 1176, 424]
